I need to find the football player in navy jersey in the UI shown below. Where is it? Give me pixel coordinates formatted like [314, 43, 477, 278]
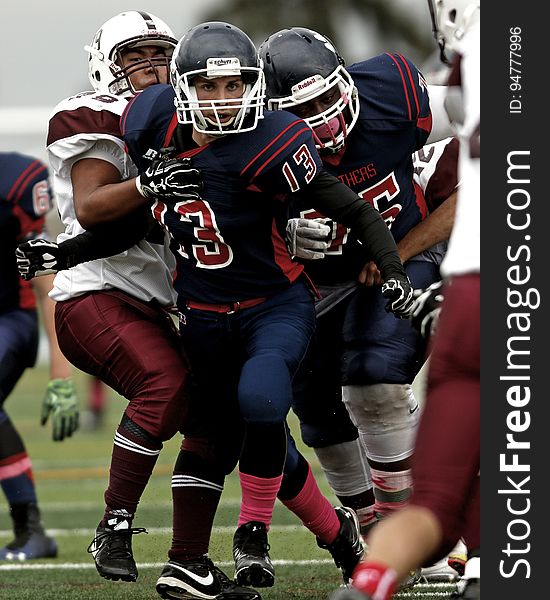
[328, 1, 480, 598]
[0, 151, 78, 561]
[121, 21, 417, 593]
[259, 27, 457, 539]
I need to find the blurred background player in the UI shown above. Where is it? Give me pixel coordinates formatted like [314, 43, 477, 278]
[328, 0, 480, 598]
[259, 27, 455, 535]
[0, 150, 79, 560]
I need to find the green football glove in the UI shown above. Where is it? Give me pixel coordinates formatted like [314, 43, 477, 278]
[41, 378, 80, 441]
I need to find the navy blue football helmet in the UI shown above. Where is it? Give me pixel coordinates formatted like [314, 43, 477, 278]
[170, 22, 265, 135]
[259, 27, 359, 152]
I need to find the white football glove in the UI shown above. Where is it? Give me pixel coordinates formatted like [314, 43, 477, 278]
[381, 272, 415, 318]
[410, 280, 444, 339]
[286, 218, 333, 260]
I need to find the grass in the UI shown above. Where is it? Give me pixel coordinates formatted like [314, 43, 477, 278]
[0, 363, 453, 599]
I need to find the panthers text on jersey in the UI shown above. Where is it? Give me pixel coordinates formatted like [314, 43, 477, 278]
[289, 53, 433, 284]
[46, 90, 176, 306]
[122, 84, 324, 306]
[0, 152, 52, 312]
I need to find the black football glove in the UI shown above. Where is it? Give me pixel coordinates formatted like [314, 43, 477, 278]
[410, 280, 444, 339]
[16, 239, 68, 281]
[136, 148, 202, 200]
[381, 272, 415, 318]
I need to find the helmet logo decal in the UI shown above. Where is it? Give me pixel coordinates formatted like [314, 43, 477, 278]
[313, 32, 337, 55]
[206, 57, 241, 77]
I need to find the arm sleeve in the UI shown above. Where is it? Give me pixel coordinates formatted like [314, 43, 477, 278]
[57, 207, 151, 268]
[293, 170, 405, 279]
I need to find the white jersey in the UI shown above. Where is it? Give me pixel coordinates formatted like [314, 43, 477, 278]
[46, 90, 177, 306]
[440, 23, 480, 277]
[410, 136, 459, 266]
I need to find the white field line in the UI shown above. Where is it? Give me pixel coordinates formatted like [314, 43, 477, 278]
[0, 524, 302, 537]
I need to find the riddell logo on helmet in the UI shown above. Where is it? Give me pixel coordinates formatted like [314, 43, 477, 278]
[297, 76, 319, 90]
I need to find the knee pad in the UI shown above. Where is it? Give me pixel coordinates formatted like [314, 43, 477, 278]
[314, 439, 372, 497]
[181, 435, 239, 476]
[119, 413, 163, 449]
[239, 355, 291, 423]
[342, 383, 420, 462]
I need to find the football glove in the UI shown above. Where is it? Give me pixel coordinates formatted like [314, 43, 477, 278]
[16, 239, 66, 281]
[286, 217, 333, 260]
[136, 150, 202, 200]
[41, 378, 80, 442]
[381, 272, 415, 318]
[410, 280, 444, 339]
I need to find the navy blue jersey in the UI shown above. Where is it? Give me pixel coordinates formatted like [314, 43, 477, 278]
[122, 84, 322, 305]
[0, 152, 52, 312]
[291, 53, 432, 284]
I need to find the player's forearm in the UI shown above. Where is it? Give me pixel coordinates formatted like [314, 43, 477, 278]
[59, 208, 151, 267]
[75, 178, 147, 228]
[397, 192, 457, 263]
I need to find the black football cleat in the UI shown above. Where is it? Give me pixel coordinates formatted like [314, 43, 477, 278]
[156, 555, 262, 599]
[317, 506, 365, 583]
[233, 521, 275, 587]
[87, 519, 146, 582]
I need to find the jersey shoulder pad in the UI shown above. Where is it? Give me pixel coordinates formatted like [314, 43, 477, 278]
[239, 110, 318, 181]
[121, 84, 176, 170]
[47, 90, 127, 147]
[351, 53, 430, 122]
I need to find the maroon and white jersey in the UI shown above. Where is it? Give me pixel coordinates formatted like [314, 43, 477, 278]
[410, 135, 459, 266]
[46, 90, 176, 305]
[441, 23, 480, 277]
[413, 136, 459, 209]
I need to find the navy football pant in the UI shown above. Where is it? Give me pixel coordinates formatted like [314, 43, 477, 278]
[0, 308, 39, 505]
[178, 280, 316, 476]
[292, 260, 439, 448]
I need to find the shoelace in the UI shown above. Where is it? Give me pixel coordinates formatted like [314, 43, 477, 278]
[86, 527, 147, 558]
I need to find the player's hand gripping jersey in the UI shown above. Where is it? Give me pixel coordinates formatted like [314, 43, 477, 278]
[290, 53, 432, 284]
[122, 84, 406, 308]
[46, 90, 176, 305]
[0, 152, 52, 312]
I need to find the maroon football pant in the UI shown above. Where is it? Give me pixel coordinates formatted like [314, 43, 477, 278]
[55, 290, 191, 440]
[410, 273, 480, 562]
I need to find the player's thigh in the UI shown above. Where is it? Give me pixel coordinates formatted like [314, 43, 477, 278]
[411, 275, 480, 540]
[0, 310, 38, 404]
[55, 293, 187, 399]
[242, 280, 316, 373]
[342, 262, 439, 384]
[292, 299, 357, 447]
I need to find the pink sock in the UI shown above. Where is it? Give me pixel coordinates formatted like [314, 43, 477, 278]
[279, 465, 340, 544]
[352, 561, 398, 600]
[238, 471, 283, 529]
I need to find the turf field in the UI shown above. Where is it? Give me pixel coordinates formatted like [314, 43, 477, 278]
[0, 364, 455, 599]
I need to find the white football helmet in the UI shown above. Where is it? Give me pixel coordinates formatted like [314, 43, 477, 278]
[427, 0, 480, 63]
[85, 11, 177, 96]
